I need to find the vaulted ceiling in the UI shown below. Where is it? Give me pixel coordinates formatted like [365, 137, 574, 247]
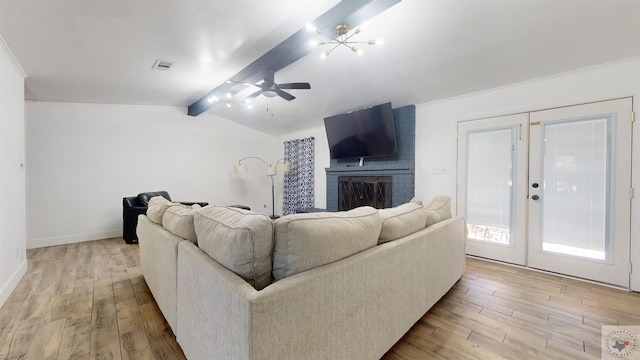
[1, 0, 640, 135]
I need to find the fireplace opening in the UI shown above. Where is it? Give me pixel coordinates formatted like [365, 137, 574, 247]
[338, 176, 392, 211]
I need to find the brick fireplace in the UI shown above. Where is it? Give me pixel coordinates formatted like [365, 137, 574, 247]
[326, 105, 415, 212]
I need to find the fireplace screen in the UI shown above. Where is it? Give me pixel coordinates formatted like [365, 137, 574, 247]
[338, 176, 392, 211]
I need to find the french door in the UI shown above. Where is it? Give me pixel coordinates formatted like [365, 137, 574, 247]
[457, 113, 529, 266]
[527, 98, 632, 287]
[458, 98, 633, 287]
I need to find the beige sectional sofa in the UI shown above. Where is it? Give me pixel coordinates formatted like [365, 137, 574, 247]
[138, 196, 465, 360]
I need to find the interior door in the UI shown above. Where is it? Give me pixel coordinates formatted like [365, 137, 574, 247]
[457, 113, 529, 265]
[527, 98, 632, 287]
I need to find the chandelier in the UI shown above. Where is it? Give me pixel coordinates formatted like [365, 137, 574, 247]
[306, 23, 383, 58]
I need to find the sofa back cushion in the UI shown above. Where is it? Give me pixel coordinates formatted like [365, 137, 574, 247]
[194, 206, 273, 290]
[162, 204, 202, 244]
[424, 195, 452, 227]
[377, 202, 427, 244]
[272, 206, 381, 281]
[147, 196, 174, 224]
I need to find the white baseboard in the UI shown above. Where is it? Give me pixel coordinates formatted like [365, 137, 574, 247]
[0, 259, 27, 308]
[27, 229, 122, 249]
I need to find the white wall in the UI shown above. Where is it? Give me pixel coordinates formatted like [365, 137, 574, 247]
[26, 102, 278, 248]
[0, 35, 27, 307]
[277, 126, 330, 210]
[415, 56, 640, 289]
[22, 53, 640, 288]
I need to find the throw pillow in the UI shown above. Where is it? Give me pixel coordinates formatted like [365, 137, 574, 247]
[378, 202, 427, 244]
[146, 196, 174, 224]
[424, 195, 452, 227]
[272, 206, 381, 281]
[194, 206, 273, 290]
[162, 203, 202, 244]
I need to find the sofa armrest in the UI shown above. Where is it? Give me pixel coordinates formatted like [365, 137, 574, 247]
[137, 191, 171, 206]
[177, 201, 209, 207]
[123, 206, 148, 243]
[123, 196, 139, 208]
[123, 206, 147, 216]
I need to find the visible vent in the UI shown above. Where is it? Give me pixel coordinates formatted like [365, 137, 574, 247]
[152, 59, 173, 70]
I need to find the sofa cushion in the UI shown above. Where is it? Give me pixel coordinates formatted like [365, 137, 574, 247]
[272, 206, 381, 281]
[147, 196, 174, 224]
[194, 206, 273, 290]
[377, 202, 427, 244]
[162, 203, 202, 244]
[424, 196, 452, 227]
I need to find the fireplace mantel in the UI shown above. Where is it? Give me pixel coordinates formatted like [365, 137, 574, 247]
[325, 159, 414, 174]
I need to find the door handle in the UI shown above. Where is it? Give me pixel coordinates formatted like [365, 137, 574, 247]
[531, 195, 540, 200]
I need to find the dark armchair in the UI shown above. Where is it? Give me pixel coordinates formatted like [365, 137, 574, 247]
[122, 191, 209, 244]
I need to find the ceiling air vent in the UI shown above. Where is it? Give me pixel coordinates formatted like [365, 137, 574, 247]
[152, 59, 173, 70]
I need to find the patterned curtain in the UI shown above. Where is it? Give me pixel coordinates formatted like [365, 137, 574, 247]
[283, 137, 315, 215]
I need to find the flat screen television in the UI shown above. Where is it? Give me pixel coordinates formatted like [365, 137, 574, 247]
[324, 102, 398, 160]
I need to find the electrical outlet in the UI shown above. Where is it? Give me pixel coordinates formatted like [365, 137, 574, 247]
[432, 167, 447, 174]
[16, 248, 19, 259]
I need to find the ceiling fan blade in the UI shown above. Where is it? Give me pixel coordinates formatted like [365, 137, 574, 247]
[277, 82, 311, 90]
[247, 90, 263, 99]
[276, 89, 296, 101]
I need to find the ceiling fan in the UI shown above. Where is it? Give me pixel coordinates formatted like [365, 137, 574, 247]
[229, 70, 311, 101]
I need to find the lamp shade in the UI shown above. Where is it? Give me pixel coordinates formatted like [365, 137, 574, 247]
[266, 166, 277, 176]
[233, 163, 248, 174]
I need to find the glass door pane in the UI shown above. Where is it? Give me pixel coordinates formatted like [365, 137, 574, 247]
[541, 119, 609, 260]
[466, 129, 514, 245]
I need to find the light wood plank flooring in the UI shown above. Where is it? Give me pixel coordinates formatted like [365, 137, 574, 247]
[384, 257, 640, 360]
[0, 238, 184, 360]
[2, 238, 640, 359]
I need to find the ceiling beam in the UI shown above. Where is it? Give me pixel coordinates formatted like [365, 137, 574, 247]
[187, 0, 400, 117]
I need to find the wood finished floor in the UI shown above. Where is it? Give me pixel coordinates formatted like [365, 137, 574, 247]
[1, 239, 640, 359]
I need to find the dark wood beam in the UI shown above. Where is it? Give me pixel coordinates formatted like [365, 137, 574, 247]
[187, 0, 400, 117]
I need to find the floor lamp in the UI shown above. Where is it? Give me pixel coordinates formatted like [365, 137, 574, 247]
[233, 157, 290, 219]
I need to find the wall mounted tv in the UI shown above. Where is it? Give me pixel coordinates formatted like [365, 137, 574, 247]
[324, 102, 398, 160]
